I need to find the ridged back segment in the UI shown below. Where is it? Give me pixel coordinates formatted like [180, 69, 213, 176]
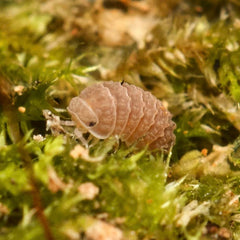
[149, 122, 176, 150]
[79, 83, 116, 139]
[136, 101, 171, 148]
[125, 89, 158, 145]
[121, 83, 145, 141]
[103, 81, 131, 136]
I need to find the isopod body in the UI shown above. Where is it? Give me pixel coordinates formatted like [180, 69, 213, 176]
[67, 81, 176, 151]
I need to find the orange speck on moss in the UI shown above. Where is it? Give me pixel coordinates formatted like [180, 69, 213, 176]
[146, 199, 153, 204]
[201, 148, 208, 156]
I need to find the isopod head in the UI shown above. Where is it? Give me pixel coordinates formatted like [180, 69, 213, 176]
[68, 83, 117, 139]
[67, 97, 98, 133]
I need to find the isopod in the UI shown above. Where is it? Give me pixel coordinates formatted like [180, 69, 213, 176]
[67, 81, 176, 151]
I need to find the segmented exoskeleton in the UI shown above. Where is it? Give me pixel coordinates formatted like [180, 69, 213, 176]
[67, 81, 176, 151]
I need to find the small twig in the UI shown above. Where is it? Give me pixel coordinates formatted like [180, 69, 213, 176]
[18, 145, 55, 240]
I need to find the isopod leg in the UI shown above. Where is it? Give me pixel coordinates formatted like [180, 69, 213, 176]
[74, 128, 99, 149]
[74, 128, 90, 148]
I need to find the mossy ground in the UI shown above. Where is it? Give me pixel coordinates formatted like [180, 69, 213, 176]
[1, 1, 240, 239]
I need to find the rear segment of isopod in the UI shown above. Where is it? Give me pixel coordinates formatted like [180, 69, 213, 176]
[149, 122, 176, 150]
[136, 101, 174, 150]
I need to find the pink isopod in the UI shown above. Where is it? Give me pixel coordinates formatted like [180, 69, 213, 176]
[67, 81, 176, 151]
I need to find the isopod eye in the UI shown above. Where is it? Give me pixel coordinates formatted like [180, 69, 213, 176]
[88, 121, 96, 127]
[67, 97, 98, 130]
